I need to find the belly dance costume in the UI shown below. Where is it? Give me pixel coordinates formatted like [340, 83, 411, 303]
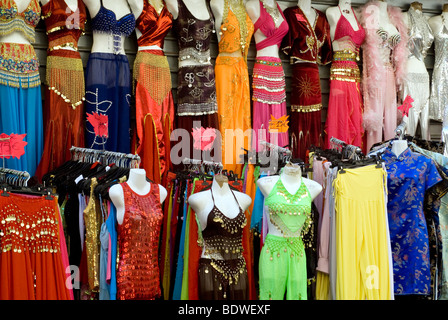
[281, 6, 332, 162]
[324, 6, 365, 152]
[215, 0, 253, 174]
[133, 1, 174, 184]
[251, 0, 289, 152]
[360, 1, 408, 152]
[198, 188, 249, 300]
[429, 15, 448, 150]
[172, 0, 218, 161]
[403, 6, 433, 140]
[85, 0, 135, 153]
[0, 0, 43, 176]
[116, 182, 164, 300]
[259, 176, 312, 300]
[35, 0, 87, 181]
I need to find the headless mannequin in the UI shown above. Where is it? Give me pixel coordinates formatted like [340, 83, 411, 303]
[377, 0, 399, 38]
[109, 168, 167, 225]
[128, 0, 166, 51]
[166, 0, 214, 67]
[428, 4, 448, 36]
[326, 0, 361, 51]
[0, 0, 36, 44]
[83, 0, 134, 55]
[293, 0, 316, 64]
[188, 174, 252, 258]
[256, 163, 322, 237]
[40, 0, 79, 51]
[245, 0, 286, 58]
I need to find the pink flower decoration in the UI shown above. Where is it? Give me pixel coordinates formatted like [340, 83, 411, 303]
[192, 127, 216, 151]
[398, 95, 414, 118]
[87, 112, 109, 138]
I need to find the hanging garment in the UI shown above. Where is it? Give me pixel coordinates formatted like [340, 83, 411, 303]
[215, 0, 254, 174]
[403, 7, 433, 139]
[84, 0, 135, 153]
[116, 181, 164, 300]
[35, 0, 87, 181]
[281, 6, 332, 161]
[333, 164, 393, 300]
[360, 1, 409, 152]
[324, 6, 365, 152]
[0, 193, 72, 300]
[381, 147, 442, 295]
[251, 1, 289, 151]
[0, 0, 43, 176]
[133, 1, 174, 180]
[259, 176, 312, 300]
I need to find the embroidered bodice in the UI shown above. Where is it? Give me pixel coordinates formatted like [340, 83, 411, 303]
[253, 0, 288, 51]
[0, 0, 41, 42]
[90, 0, 136, 37]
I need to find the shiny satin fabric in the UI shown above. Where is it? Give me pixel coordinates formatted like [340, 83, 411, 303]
[135, 1, 173, 48]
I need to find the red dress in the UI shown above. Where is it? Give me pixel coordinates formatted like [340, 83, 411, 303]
[281, 6, 332, 161]
[35, 0, 87, 181]
[116, 182, 164, 300]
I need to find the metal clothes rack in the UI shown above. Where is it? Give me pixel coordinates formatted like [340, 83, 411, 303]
[329, 137, 363, 160]
[69, 146, 141, 168]
[181, 157, 223, 173]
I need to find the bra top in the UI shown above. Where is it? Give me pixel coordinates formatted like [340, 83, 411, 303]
[377, 27, 401, 49]
[253, 0, 289, 51]
[0, 0, 41, 42]
[407, 6, 434, 61]
[41, 0, 87, 51]
[90, 0, 136, 37]
[201, 187, 247, 260]
[174, 0, 215, 63]
[135, 0, 173, 48]
[333, 6, 365, 48]
[218, 0, 254, 58]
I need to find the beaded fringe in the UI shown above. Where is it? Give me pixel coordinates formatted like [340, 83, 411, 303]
[0, 69, 40, 89]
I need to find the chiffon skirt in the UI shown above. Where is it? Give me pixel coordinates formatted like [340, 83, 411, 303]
[85, 52, 131, 153]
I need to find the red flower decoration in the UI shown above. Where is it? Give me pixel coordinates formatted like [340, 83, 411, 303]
[192, 127, 217, 151]
[87, 112, 109, 138]
[0, 133, 27, 159]
[398, 95, 414, 118]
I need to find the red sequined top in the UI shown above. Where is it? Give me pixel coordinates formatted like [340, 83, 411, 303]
[135, 1, 173, 48]
[281, 6, 332, 65]
[116, 181, 164, 300]
[41, 0, 86, 51]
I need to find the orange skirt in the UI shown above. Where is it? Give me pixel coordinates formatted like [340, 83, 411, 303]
[215, 56, 252, 175]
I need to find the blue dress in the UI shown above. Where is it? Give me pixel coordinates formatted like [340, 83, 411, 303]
[84, 1, 135, 153]
[382, 147, 442, 295]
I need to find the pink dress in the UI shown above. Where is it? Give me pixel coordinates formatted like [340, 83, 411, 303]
[251, 1, 289, 151]
[324, 6, 365, 151]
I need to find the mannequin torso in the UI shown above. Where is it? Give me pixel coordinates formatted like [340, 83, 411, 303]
[326, 0, 361, 51]
[429, 6, 448, 36]
[257, 164, 322, 237]
[188, 176, 252, 258]
[246, 0, 285, 58]
[404, 4, 430, 74]
[0, 0, 35, 44]
[109, 168, 167, 225]
[83, 0, 134, 55]
[391, 139, 408, 157]
[376, 1, 400, 64]
[298, 0, 315, 26]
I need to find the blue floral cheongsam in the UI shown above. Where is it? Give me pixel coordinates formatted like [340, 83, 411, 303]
[382, 147, 442, 295]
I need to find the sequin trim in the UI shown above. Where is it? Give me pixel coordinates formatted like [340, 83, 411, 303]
[290, 103, 322, 112]
[252, 57, 286, 104]
[0, 43, 40, 88]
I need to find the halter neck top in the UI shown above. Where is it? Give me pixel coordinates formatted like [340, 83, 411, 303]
[253, 0, 288, 51]
[0, 0, 41, 42]
[41, 0, 87, 51]
[90, 0, 136, 37]
[333, 6, 365, 48]
[135, 1, 173, 48]
[174, 0, 215, 63]
[264, 176, 312, 237]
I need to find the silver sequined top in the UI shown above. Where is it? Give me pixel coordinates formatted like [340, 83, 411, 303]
[407, 7, 434, 61]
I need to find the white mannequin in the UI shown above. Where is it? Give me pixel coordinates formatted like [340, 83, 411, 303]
[0, 0, 36, 44]
[428, 4, 448, 36]
[109, 168, 167, 225]
[297, 0, 316, 28]
[326, 0, 361, 51]
[166, 0, 214, 67]
[256, 163, 323, 238]
[245, 0, 286, 58]
[188, 174, 252, 258]
[391, 139, 408, 157]
[377, 0, 399, 37]
[39, 0, 79, 51]
[83, 0, 134, 55]
[403, 2, 429, 74]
